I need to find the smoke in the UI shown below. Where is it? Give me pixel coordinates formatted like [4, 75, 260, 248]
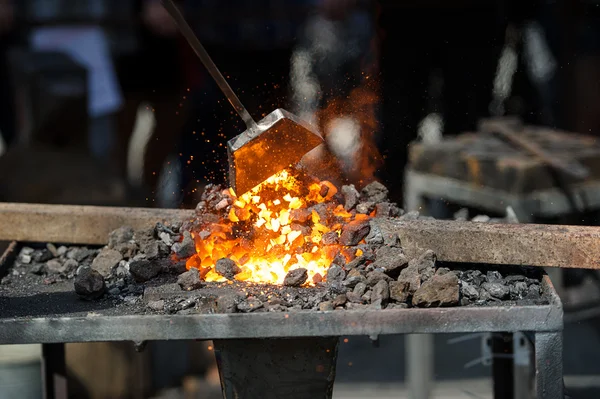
[290, 13, 380, 184]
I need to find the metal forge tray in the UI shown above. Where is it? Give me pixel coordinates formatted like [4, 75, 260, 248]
[0, 242, 563, 399]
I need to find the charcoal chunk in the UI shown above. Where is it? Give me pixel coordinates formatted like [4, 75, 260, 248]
[108, 226, 135, 248]
[129, 257, 162, 282]
[373, 246, 409, 277]
[33, 249, 54, 263]
[74, 267, 105, 300]
[461, 282, 480, 300]
[319, 301, 334, 311]
[237, 298, 263, 313]
[217, 294, 239, 313]
[339, 220, 370, 246]
[510, 281, 528, 299]
[360, 181, 388, 203]
[398, 261, 421, 295]
[321, 231, 339, 246]
[326, 265, 346, 284]
[215, 258, 241, 280]
[283, 268, 308, 287]
[173, 231, 196, 259]
[356, 202, 375, 214]
[389, 281, 410, 303]
[366, 271, 393, 286]
[341, 184, 360, 211]
[333, 294, 347, 307]
[482, 282, 509, 299]
[375, 202, 403, 218]
[414, 250, 436, 282]
[412, 272, 459, 307]
[177, 269, 203, 291]
[91, 248, 123, 277]
[365, 222, 384, 246]
[371, 280, 390, 306]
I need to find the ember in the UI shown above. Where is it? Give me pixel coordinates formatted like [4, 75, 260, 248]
[182, 169, 376, 286]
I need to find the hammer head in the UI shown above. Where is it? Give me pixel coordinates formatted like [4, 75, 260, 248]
[227, 109, 324, 196]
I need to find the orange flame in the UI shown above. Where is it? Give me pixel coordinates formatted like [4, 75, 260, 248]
[185, 169, 370, 285]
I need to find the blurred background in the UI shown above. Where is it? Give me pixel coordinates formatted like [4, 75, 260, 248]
[1, 0, 600, 398]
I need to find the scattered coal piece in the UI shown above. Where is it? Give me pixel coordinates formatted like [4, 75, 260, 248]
[373, 246, 408, 278]
[147, 300, 165, 311]
[215, 258, 241, 280]
[177, 268, 203, 291]
[375, 202, 403, 218]
[341, 184, 360, 210]
[339, 220, 370, 246]
[486, 270, 503, 283]
[371, 280, 390, 306]
[365, 222, 384, 246]
[389, 281, 410, 303]
[366, 271, 393, 287]
[74, 267, 105, 300]
[398, 262, 421, 295]
[333, 294, 347, 307]
[321, 231, 339, 246]
[412, 272, 459, 307]
[326, 265, 346, 284]
[290, 208, 312, 224]
[415, 250, 436, 282]
[319, 301, 334, 311]
[217, 294, 239, 313]
[91, 248, 123, 277]
[343, 269, 366, 288]
[361, 181, 388, 203]
[482, 282, 509, 300]
[283, 268, 308, 287]
[356, 202, 376, 215]
[172, 231, 196, 259]
[461, 282, 480, 301]
[526, 284, 541, 300]
[46, 259, 64, 274]
[510, 282, 528, 299]
[108, 226, 135, 249]
[33, 249, 54, 263]
[129, 256, 162, 283]
[353, 282, 368, 297]
[30, 263, 45, 275]
[237, 297, 263, 313]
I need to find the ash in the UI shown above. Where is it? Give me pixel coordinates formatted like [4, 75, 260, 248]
[1, 181, 545, 315]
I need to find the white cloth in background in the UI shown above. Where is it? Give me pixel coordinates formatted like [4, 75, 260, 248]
[30, 26, 123, 118]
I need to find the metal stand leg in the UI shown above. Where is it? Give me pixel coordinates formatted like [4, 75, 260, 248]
[41, 343, 67, 399]
[406, 334, 434, 399]
[492, 333, 514, 399]
[534, 332, 563, 399]
[213, 337, 339, 399]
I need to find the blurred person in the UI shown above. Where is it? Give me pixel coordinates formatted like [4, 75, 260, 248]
[115, 0, 188, 199]
[0, 0, 16, 148]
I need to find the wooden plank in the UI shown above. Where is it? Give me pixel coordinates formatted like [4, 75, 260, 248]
[375, 218, 600, 270]
[0, 203, 194, 245]
[0, 203, 599, 269]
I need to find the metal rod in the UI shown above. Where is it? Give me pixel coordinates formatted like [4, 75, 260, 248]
[42, 343, 67, 399]
[161, 0, 257, 130]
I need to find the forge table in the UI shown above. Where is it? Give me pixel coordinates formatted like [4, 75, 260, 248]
[0, 204, 593, 399]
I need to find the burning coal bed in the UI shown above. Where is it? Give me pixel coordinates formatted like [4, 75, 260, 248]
[2, 171, 545, 315]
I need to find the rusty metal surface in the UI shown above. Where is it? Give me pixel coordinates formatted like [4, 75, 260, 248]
[0, 276, 561, 344]
[0, 203, 194, 245]
[375, 218, 600, 270]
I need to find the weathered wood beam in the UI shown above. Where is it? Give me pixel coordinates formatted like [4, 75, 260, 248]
[0, 203, 194, 245]
[0, 203, 598, 269]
